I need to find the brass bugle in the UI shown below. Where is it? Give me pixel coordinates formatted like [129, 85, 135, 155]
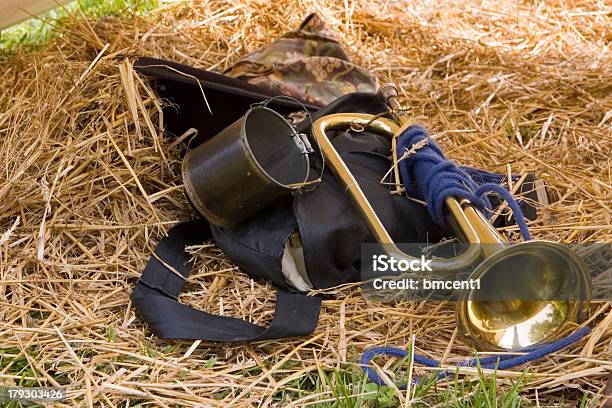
[311, 85, 591, 351]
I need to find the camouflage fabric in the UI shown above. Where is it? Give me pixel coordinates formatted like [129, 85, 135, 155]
[223, 14, 378, 107]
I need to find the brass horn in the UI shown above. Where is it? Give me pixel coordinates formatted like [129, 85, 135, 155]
[311, 85, 591, 351]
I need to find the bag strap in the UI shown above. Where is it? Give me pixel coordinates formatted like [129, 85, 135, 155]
[131, 220, 321, 341]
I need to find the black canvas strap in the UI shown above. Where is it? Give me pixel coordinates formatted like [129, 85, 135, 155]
[131, 220, 321, 341]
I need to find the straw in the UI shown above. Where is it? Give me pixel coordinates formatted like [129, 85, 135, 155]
[0, 0, 610, 406]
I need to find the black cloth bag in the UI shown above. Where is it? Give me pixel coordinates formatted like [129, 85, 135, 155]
[131, 58, 536, 342]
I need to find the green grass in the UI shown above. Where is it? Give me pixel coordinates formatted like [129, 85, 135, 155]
[0, 347, 40, 388]
[271, 364, 531, 407]
[0, 0, 158, 51]
[269, 352, 540, 407]
[275, 359, 602, 407]
[268, 348, 600, 407]
[0, 346, 73, 392]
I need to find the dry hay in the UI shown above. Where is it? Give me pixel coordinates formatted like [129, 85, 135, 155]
[0, 0, 610, 406]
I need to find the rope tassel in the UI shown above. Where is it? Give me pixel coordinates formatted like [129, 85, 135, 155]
[396, 125, 531, 240]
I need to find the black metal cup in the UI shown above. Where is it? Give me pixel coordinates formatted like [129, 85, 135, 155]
[182, 106, 310, 228]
